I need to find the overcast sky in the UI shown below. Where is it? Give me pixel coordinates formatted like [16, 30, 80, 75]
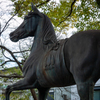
[0, 0, 77, 50]
[0, 0, 77, 69]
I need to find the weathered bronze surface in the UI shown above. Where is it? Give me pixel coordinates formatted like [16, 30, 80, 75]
[5, 3, 100, 100]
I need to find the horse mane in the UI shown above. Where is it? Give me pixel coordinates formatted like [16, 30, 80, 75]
[41, 14, 58, 49]
[27, 12, 58, 49]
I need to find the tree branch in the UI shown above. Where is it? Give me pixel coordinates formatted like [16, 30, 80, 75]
[0, 60, 15, 67]
[30, 89, 38, 100]
[36, 0, 50, 7]
[0, 73, 23, 78]
[0, 1, 25, 36]
[0, 45, 22, 71]
[13, 50, 30, 54]
[1, 48, 13, 62]
[57, 0, 77, 26]
[0, 13, 17, 35]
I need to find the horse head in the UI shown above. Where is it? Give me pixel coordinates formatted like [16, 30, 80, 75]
[10, 3, 42, 42]
[10, 3, 58, 51]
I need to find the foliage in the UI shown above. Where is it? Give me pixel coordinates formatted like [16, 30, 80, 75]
[0, 49, 4, 64]
[96, 0, 100, 8]
[0, 0, 100, 100]
[75, 0, 100, 31]
[9, 0, 100, 34]
[10, 0, 78, 32]
[0, 90, 32, 100]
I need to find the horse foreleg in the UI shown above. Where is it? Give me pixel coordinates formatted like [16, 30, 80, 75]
[77, 81, 94, 100]
[38, 87, 50, 100]
[5, 78, 38, 100]
[5, 85, 13, 100]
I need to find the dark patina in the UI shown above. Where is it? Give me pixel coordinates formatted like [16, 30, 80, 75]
[6, 3, 100, 100]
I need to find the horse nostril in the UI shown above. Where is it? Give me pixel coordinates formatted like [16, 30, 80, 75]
[9, 32, 13, 36]
[10, 32, 15, 37]
[9, 32, 15, 39]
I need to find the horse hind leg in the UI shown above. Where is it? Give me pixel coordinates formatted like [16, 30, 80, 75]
[38, 87, 50, 100]
[5, 78, 38, 100]
[77, 81, 94, 100]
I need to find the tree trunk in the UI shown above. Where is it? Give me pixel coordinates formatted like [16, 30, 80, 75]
[30, 89, 38, 100]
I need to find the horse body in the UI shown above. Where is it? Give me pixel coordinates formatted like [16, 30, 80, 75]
[37, 39, 75, 87]
[64, 30, 100, 100]
[5, 4, 100, 100]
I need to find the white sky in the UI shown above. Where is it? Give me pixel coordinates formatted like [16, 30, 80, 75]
[0, 0, 77, 68]
[0, 0, 77, 40]
[0, 0, 78, 46]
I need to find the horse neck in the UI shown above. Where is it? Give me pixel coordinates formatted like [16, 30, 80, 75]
[31, 36, 43, 53]
[31, 16, 57, 53]
[30, 19, 44, 53]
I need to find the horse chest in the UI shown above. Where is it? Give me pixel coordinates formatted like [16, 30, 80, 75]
[36, 41, 73, 87]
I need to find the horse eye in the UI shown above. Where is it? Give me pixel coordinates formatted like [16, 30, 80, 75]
[24, 15, 33, 20]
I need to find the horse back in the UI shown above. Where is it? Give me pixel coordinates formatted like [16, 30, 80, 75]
[64, 30, 100, 83]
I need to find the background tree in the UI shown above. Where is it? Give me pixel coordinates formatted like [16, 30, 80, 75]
[96, 0, 100, 8]
[0, 0, 100, 100]
[8, 0, 100, 33]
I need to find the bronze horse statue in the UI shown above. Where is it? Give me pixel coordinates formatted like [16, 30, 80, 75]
[6, 3, 100, 100]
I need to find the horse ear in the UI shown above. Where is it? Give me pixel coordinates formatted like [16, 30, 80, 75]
[31, 2, 42, 16]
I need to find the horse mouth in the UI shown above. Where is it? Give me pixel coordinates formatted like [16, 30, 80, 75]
[10, 31, 25, 42]
[10, 33, 19, 42]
